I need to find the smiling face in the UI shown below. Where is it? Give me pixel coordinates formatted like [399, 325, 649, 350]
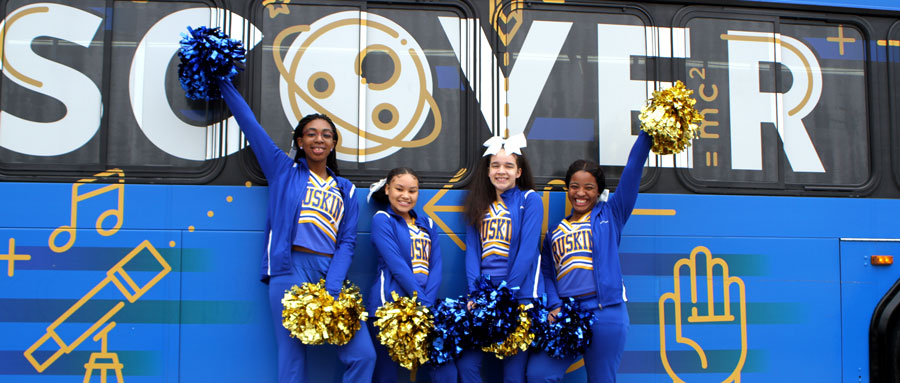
[297, 118, 335, 164]
[568, 170, 600, 216]
[386, 173, 419, 217]
[488, 149, 522, 194]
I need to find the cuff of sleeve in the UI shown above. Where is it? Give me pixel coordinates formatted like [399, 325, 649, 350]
[325, 280, 341, 296]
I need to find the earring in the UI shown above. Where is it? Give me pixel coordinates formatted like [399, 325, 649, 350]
[299, 146, 303, 150]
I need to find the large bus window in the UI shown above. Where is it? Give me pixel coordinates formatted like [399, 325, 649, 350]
[252, 2, 471, 185]
[679, 10, 870, 191]
[889, 21, 900, 189]
[108, 1, 224, 170]
[0, 0, 229, 182]
[0, 1, 106, 168]
[500, 3, 658, 187]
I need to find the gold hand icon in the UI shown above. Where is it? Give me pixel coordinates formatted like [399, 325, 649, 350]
[658, 246, 747, 383]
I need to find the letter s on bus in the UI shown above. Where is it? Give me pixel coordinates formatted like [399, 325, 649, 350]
[0, 3, 102, 156]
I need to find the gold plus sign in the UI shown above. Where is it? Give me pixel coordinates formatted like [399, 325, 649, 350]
[0, 238, 31, 277]
[826, 25, 856, 56]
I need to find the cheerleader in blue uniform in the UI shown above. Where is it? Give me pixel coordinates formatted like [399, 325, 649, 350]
[457, 135, 544, 383]
[527, 131, 652, 383]
[218, 79, 375, 383]
[366, 167, 457, 383]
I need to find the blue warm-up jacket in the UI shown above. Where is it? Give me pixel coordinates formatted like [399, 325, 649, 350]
[541, 131, 652, 309]
[219, 79, 358, 294]
[368, 207, 442, 312]
[465, 187, 544, 300]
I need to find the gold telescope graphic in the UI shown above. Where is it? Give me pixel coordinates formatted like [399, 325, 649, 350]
[24, 240, 171, 373]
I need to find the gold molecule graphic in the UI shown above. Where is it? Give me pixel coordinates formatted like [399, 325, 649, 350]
[273, 10, 442, 162]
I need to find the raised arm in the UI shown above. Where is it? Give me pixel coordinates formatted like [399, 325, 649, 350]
[506, 191, 543, 300]
[371, 213, 427, 302]
[217, 79, 292, 178]
[324, 184, 358, 296]
[607, 131, 652, 225]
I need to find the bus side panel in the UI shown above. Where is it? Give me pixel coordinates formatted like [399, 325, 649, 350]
[618, 236, 841, 383]
[179, 230, 273, 382]
[0, 228, 181, 383]
[839, 241, 900, 383]
[3, 185, 900, 381]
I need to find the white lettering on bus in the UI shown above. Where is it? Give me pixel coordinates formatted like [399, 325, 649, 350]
[0, 3, 102, 156]
[130, 8, 261, 161]
[725, 31, 825, 172]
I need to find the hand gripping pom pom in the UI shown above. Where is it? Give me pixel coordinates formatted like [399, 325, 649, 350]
[178, 26, 246, 100]
[281, 280, 367, 346]
[374, 292, 433, 372]
[467, 275, 519, 348]
[427, 296, 469, 365]
[528, 298, 552, 351]
[482, 304, 534, 359]
[639, 80, 704, 155]
[330, 281, 368, 345]
[532, 297, 595, 359]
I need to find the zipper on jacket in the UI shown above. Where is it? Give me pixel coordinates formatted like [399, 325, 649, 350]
[379, 270, 386, 304]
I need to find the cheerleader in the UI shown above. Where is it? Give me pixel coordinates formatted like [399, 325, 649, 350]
[458, 135, 544, 383]
[367, 167, 457, 383]
[527, 131, 652, 382]
[218, 79, 375, 383]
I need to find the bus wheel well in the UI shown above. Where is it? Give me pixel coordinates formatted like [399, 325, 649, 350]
[870, 276, 900, 383]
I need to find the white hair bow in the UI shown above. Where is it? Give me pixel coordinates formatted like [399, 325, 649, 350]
[367, 178, 387, 203]
[483, 133, 527, 157]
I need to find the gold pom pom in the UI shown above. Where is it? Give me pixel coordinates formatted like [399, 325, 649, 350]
[374, 292, 434, 372]
[639, 80, 704, 155]
[482, 304, 534, 359]
[281, 279, 368, 346]
[331, 281, 369, 346]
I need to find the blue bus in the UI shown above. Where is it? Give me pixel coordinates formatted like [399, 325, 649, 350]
[2, 0, 900, 381]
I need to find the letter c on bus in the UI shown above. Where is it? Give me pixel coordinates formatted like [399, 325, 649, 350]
[129, 8, 262, 161]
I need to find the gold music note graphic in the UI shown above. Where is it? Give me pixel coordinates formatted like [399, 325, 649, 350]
[49, 169, 125, 253]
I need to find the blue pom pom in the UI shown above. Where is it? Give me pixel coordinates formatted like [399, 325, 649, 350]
[465, 275, 519, 349]
[531, 297, 595, 359]
[427, 296, 469, 365]
[528, 297, 552, 350]
[178, 26, 246, 100]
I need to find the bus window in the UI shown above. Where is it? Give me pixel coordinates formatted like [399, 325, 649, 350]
[107, 1, 225, 170]
[888, 20, 900, 189]
[500, 3, 659, 188]
[679, 11, 870, 191]
[251, 2, 471, 185]
[0, 0, 107, 169]
[0, 0, 231, 182]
